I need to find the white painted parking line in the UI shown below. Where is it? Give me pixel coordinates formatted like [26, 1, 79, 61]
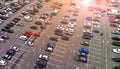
[88, 55, 101, 60]
[88, 63, 101, 69]
[49, 57, 63, 63]
[88, 58, 101, 64]
[33, 53, 36, 57]
[90, 43, 101, 47]
[12, 56, 24, 62]
[26, 61, 30, 66]
[20, 48, 30, 53]
[89, 51, 101, 55]
[89, 47, 101, 52]
[90, 41, 101, 45]
[54, 49, 66, 54]
[9, 61, 21, 66]
[56, 46, 68, 51]
[92, 37, 101, 41]
[57, 42, 68, 46]
[48, 62, 61, 68]
[4, 66, 12, 69]
[51, 53, 64, 58]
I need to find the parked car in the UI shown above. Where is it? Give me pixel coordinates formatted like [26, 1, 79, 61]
[36, 59, 47, 67]
[0, 60, 7, 66]
[38, 54, 49, 61]
[111, 36, 120, 41]
[6, 49, 16, 56]
[80, 41, 89, 46]
[10, 46, 19, 52]
[61, 35, 69, 41]
[49, 37, 58, 42]
[1, 35, 9, 39]
[112, 30, 120, 35]
[2, 54, 12, 60]
[110, 23, 117, 27]
[0, 31, 5, 35]
[82, 35, 91, 40]
[25, 41, 34, 46]
[112, 58, 120, 63]
[112, 41, 120, 46]
[45, 43, 55, 52]
[113, 49, 120, 54]
[113, 66, 120, 69]
[19, 35, 28, 41]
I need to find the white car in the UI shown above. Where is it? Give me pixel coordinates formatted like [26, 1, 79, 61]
[0, 19, 4, 25]
[10, 46, 19, 51]
[84, 22, 92, 27]
[57, 25, 65, 30]
[117, 28, 120, 31]
[68, 23, 75, 28]
[66, 28, 74, 33]
[0, 60, 7, 66]
[83, 29, 92, 33]
[25, 41, 34, 46]
[24, 15, 32, 22]
[76, 67, 83, 69]
[93, 24, 100, 29]
[92, 21, 100, 25]
[19, 35, 28, 41]
[113, 49, 120, 54]
[39, 54, 49, 61]
[0, 38, 5, 43]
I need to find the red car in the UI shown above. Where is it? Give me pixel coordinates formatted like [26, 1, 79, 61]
[110, 23, 117, 27]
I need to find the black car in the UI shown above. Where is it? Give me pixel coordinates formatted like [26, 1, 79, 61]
[1, 28, 8, 32]
[7, 23, 14, 27]
[112, 41, 120, 46]
[4, 25, 11, 29]
[61, 36, 69, 41]
[112, 58, 120, 63]
[34, 65, 46, 69]
[83, 33, 93, 37]
[82, 35, 91, 40]
[6, 49, 16, 56]
[54, 32, 63, 36]
[7, 29, 14, 33]
[113, 66, 120, 69]
[1, 35, 9, 39]
[50, 37, 58, 42]
[111, 36, 120, 41]
[36, 59, 47, 67]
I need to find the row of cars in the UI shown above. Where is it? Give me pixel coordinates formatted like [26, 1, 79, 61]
[75, 7, 103, 64]
[33, 1, 65, 69]
[0, 46, 19, 66]
[0, 0, 31, 25]
[106, 8, 120, 69]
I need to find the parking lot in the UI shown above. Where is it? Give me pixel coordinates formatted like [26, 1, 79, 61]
[0, 0, 120, 69]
